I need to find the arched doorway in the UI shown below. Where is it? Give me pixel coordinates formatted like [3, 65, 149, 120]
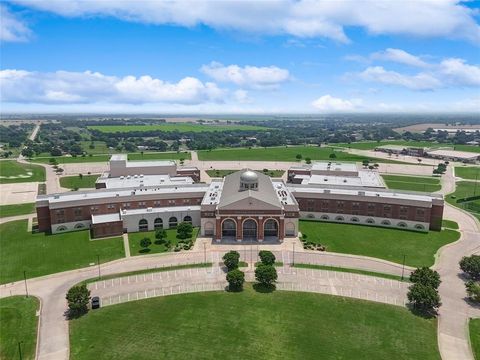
[243, 219, 257, 241]
[222, 219, 236, 239]
[139, 219, 148, 231]
[154, 218, 163, 229]
[263, 219, 278, 239]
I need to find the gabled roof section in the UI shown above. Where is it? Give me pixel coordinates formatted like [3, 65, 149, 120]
[217, 170, 282, 210]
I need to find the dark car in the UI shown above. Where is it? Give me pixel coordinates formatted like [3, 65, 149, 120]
[91, 296, 100, 309]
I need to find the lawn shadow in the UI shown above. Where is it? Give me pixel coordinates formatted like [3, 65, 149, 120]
[253, 283, 276, 293]
[226, 286, 244, 293]
[139, 248, 151, 254]
[406, 304, 437, 319]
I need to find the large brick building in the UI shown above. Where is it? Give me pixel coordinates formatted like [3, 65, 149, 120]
[36, 158, 444, 241]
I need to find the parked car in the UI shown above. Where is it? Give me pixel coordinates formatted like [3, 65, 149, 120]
[91, 296, 100, 309]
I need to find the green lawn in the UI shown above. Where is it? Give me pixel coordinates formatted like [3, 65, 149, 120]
[446, 181, 480, 220]
[455, 167, 480, 180]
[79, 141, 110, 154]
[30, 151, 190, 164]
[299, 220, 460, 267]
[0, 203, 35, 218]
[0, 220, 125, 284]
[470, 318, 480, 360]
[334, 140, 480, 153]
[441, 219, 459, 230]
[293, 264, 407, 282]
[0, 296, 39, 360]
[0, 161, 45, 184]
[88, 123, 269, 133]
[206, 169, 284, 178]
[69, 286, 439, 360]
[198, 146, 406, 163]
[382, 174, 441, 192]
[60, 175, 99, 189]
[128, 228, 199, 256]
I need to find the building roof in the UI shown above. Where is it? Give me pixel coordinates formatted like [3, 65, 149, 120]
[125, 160, 176, 168]
[92, 213, 121, 224]
[97, 174, 194, 189]
[120, 205, 201, 217]
[110, 154, 127, 161]
[218, 170, 281, 209]
[426, 149, 479, 160]
[311, 162, 357, 172]
[303, 171, 384, 188]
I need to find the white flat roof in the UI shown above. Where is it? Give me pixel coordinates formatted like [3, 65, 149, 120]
[304, 171, 384, 188]
[121, 205, 201, 217]
[201, 180, 224, 205]
[427, 149, 479, 159]
[100, 174, 193, 189]
[110, 154, 127, 161]
[125, 160, 176, 167]
[311, 162, 357, 172]
[92, 213, 121, 224]
[272, 181, 298, 206]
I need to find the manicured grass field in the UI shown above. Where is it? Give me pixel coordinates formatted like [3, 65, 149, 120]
[299, 220, 459, 267]
[128, 228, 199, 256]
[60, 175, 99, 189]
[79, 141, 111, 154]
[0, 160, 45, 184]
[470, 318, 480, 360]
[334, 140, 480, 153]
[446, 181, 480, 220]
[0, 202, 35, 218]
[198, 146, 405, 163]
[455, 167, 480, 180]
[441, 219, 459, 230]
[0, 220, 125, 284]
[69, 286, 440, 360]
[381, 174, 441, 192]
[0, 296, 39, 360]
[88, 123, 269, 133]
[206, 169, 284, 178]
[30, 151, 190, 164]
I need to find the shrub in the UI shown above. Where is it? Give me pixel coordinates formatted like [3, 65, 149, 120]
[226, 269, 245, 291]
[460, 255, 480, 280]
[66, 284, 91, 317]
[223, 251, 240, 271]
[259, 250, 276, 266]
[140, 237, 152, 251]
[466, 280, 480, 302]
[255, 264, 278, 286]
[176, 222, 193, 240]
[407, 283, 441, 314]
[409, 267, 441, 289]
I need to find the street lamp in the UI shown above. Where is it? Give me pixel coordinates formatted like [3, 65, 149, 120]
[23, 271, 28, 298]
[97, 255, 101, 279]
[401, 254, 406, 281]
[18, 341, 23, 360]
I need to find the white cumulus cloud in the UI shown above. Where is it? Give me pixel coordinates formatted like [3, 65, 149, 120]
[201, 62, 290, 89]
[0, 4, 31, 42]
[311, 95, 358, 112]
[371, 48, 429, 68]
[439, 58, 480, 87]
[9, 0, 480, 43]
[0, 69, 225, 105]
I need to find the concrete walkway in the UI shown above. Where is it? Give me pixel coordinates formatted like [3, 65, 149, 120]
[122, 233, 131, 258]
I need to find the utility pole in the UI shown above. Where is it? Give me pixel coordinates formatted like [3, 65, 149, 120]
[97, 255, 101, 279]
[401, 254, 406, 281]
[23, 271, 28, 298]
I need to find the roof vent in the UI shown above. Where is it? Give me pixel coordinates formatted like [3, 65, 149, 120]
[147, 207, 152, 212]
[53, 194, 60, 199]
[324, 189, 330, 194]
[120, 176, 124, 180]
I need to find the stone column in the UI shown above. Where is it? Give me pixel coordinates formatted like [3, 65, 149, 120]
[279, 217, 285, 242]
[236, 216, 242, 242]
[215, 217, 221, 242]
[258, 216, 264, 242]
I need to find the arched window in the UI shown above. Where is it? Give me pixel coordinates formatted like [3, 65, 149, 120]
[154, 218, 163, 229]
[139, 219, 148, 231]
[414, 224, 425, 230]
[381, 220, 391, 226]
[307, 213, 315, 219]
[398, 222, 407, 228]
[264, 219, 278, 238]
[57, 225, 67, 231]
[74, 223, 85, 229]
[222, 219, 236, 238]
[366, 218, 375, 224]
[169, 217, 178, 228]
[243, 219, 257, 240]
[350, 217, 359, 223]
[320, 215, 329, 220]
[183, 215, 192, 224]
[335, 216, 344, 221]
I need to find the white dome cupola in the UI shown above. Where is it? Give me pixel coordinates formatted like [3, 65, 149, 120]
[240, 170, 258, 191]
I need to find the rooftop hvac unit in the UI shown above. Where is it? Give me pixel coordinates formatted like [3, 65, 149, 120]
[53, 194, 60, 199]
[134, 175, 138, 178]
[120, 176, 124, 179]
[127, 175, 131, 179]
[147, 207, 152, 212]
[140, 174, 144, 178]
[324, 190, 330, 194]
[358, 191, 365, 196]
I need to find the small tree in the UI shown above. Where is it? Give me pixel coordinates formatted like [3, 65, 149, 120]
[305, 157, 311, 164]
[460, 255, 480, 280]
[329, 153, 336, 159]
[140, 237, 152, 252]
[79, 173, 83, 179]
[226, 269, 245, 291]
[176, 222, 193, 240]
[409, 267, 441, 289]
[223, 251, 240, 271]
[407, 283, 441, 314]
[255, 264, 278, 286]
[155, 228, 167, 243]
[259, 250, 275, 266]
[66, 284, 91, 317]
[296, 154, 302, 161]
[466, 280, 480, 302]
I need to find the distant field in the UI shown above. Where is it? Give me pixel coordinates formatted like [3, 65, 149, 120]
[79, 141, 110, 154]
[198, 146, 405, 163]
[455, 167, 480, 180]
[206, 169, 284, 178]
[334, 140, 480, 153]
[446, 181, 480, 220]
[30, 151, 190, 164]
[381, 174, 441, 193]
[0, 203, 35, 218]
[88, 123, 269, 133]
[0, 160, 45, 184]
[60, 175, 99, 189]
[0, 296, 39, 360]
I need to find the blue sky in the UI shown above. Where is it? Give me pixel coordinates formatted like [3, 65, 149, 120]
[1, 1, 479, 113]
